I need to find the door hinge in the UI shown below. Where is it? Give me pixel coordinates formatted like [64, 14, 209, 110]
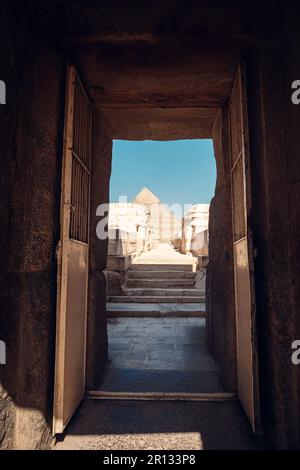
[56, 241, 62, 264]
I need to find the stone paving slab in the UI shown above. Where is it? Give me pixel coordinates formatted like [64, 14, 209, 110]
[127, 278, 195, 288]
[97, 318, 224, 393]
[131, 264, 194, 271]
[109, 295, 205, 303]
[107, 302, 206, 317]
[129, 270, 196, 279]
[125, 287, 204, 296]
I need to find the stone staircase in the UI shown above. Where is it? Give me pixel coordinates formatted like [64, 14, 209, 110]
[107, 262, 206, 317]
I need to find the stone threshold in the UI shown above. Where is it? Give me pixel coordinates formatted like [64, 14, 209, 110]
[106, 302, 206, 317]
[108, 296, 205, 303]
[86, 390, 237, 402]
[107, 311, 206, 318]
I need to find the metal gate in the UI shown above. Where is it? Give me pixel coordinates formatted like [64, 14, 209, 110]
[53, 65, 92, 434]
[229, 64, 260, 432]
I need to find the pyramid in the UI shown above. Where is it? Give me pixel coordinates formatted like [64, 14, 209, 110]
[133, 187, 161, 205]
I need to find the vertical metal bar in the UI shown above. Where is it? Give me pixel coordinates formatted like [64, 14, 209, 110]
[70, 156, 75, 238]
[87, 107, 92, 242]
[68, 72, 92, 243]
[82, 169, 86, 243]
[79, 86, 84, 163]
[84, 170, 89, 242]
[80, 92, 85, 240]
[82, 92, 87, 168]
[73, 81, 77, 157]
[76, 159, 79, 241]
[80, 165, 84, 241]
[72, 157, 76, 240]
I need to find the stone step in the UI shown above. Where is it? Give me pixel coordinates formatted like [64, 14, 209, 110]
[126, 279, 195, 288]
[131, 264, 194, 272]
[125, 288, 204, 297]
[134, 259, 196, 265]
[128, 270, 196, 279]
[106, 302, 206, 317]
[108, 295, 205, 303]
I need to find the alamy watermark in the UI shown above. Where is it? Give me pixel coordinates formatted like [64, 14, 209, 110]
[291, 340, 300, 365]
[1, 81, 7, 363]
[291, 80, 300, 105]
[95, 196, 192, 241]
[0, 80, 6, 104]
[0, 340, 6, 365]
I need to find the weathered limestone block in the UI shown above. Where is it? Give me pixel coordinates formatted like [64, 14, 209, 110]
[104, 270, 125, 296]
[106, 255, 132, 271]
[0, 387, 15, 449]
[195, 269, 206, 290]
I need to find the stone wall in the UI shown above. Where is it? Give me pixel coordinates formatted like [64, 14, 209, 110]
[107, 203, 152, 256]
[207, 109, 237, 392]
[86, 111, 112, 389]
[0, 2, 23, 447]
[281, 0, 300, 447]
[0, 2, 66, 448]
[244, 7, 300, 447]
[181, 204, 209, 256]
[208, 27, 300, 446]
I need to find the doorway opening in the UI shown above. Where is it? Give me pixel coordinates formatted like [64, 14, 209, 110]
[53, 66, 260, 443]
[95, 138, 229, 396]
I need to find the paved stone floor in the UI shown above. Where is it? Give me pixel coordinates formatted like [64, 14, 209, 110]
[133, 242, 197, 265]
[55, 317, 269, 450]
[55, 399, 269, 450]
[97, 317, 225, 393]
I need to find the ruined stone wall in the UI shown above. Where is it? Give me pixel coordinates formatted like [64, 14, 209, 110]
[107, 203, 152, 256]
[182, 204, 209, 256]
[207, 109, 237, 392]
[0, 3, 66, 449]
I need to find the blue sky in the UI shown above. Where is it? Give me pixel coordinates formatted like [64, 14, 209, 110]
[110, 140, 216, 208]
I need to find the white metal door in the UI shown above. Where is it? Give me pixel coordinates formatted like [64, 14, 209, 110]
[229, 64, 260, 432]
[53, 65, 92, 434]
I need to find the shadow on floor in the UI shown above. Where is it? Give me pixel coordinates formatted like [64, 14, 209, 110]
[97, 368, 224, 393]
[55, 399, 270, 450]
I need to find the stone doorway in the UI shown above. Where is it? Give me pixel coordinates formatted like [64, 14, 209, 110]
[3, 1, 299, 450]
[99, 137, 223, 398]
